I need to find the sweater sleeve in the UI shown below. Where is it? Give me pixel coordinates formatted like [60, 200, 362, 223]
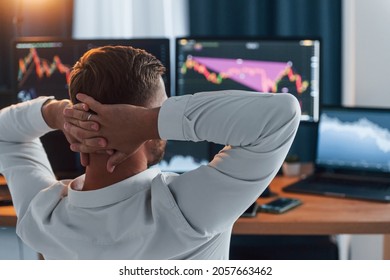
[0, 97, 58, 219]
[158, 90, 301, 235]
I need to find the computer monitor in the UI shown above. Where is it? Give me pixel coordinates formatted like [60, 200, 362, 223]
[13, 37, 171, 101]
[176, 37, 320, 122]
[155, 141, 210, 173]
[316, 107, 390, 173]
[11, 37, 171, 178]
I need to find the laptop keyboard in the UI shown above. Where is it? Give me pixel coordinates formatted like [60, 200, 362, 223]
[311, 176, 390, 192]
[284, 174, 390, 202]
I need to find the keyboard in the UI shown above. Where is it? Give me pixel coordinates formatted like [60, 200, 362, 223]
[284, 174, 390, 202]
[311, 176, 390, 192]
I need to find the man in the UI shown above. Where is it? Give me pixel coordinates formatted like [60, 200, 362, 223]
[0, 45, 300, 259]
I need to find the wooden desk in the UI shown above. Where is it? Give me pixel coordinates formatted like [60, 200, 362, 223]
[2, 174, 390, 258]
[233, 175, 390, 259]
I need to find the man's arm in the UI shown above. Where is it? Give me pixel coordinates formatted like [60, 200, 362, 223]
[0, 97, 70, 218]
[41, 99, 72, 131]
[64, 91, 300, 234]
[160, 91, 300, 234]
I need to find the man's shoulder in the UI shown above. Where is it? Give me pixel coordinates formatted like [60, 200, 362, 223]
[152, 171, 180, 186]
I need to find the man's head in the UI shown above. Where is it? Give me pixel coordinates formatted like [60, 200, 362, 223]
[69, 45, 167, 167]
[69, 45, 166, 107]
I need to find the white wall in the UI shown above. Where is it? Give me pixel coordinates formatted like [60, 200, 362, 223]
[73, 0, 189, 97]
[350, 235, 384, 260]
[342, 0, 389, 260]
[343, 0, 390, 108]
[73, 0, 189, 39]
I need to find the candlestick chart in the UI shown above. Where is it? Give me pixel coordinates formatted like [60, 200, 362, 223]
[180, 55, 309, 94]
[17, 47, 71, 88]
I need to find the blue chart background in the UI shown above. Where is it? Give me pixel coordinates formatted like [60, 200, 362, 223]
[317, 111, 390, 172]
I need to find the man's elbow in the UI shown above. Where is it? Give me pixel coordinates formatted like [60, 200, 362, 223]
[282, 94, 301, 124]
[270, 93, 301, 136]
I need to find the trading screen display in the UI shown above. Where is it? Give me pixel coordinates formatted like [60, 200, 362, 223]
[316, 108, 390, 173]
[154, 141, 210, 173]
[176, 38, 320, 122]
[14, 38, 170, 101]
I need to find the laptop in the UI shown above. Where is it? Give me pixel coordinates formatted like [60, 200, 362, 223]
[284, 106, 390, 202]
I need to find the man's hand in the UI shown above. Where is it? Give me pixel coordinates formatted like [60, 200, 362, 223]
[63, 94, 161, 172]
[41, 99, 93, 167]
[41, 99, 76, 144]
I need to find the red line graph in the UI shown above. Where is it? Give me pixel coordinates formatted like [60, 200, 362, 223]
[181, 56, 309, 94]
[18, 48, 71, 86]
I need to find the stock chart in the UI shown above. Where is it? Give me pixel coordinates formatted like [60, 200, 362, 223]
[176, 38, 320, 122]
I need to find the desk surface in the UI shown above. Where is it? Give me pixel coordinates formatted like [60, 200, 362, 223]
[233, 175, 390, 235]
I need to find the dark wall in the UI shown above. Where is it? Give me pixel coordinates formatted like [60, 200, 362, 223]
[189, 0, 342, 161]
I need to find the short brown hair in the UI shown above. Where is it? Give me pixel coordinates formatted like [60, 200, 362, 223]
[69, 45, 166, 107]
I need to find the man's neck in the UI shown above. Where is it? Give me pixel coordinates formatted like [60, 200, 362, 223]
[82, 153, 147, 191]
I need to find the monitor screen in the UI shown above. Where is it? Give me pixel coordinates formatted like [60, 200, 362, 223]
[176, 37, 320, 122]
[154, 141, 210, 173]
[11, 37, 170, 178]
[13, 37, 171, 101]
[316, 107, 390, 173]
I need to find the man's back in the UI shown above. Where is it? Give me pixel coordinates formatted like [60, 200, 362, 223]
[17, 169, 230, 259]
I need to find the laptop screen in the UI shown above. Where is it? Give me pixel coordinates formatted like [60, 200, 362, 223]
[316, 107, 390, 173]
